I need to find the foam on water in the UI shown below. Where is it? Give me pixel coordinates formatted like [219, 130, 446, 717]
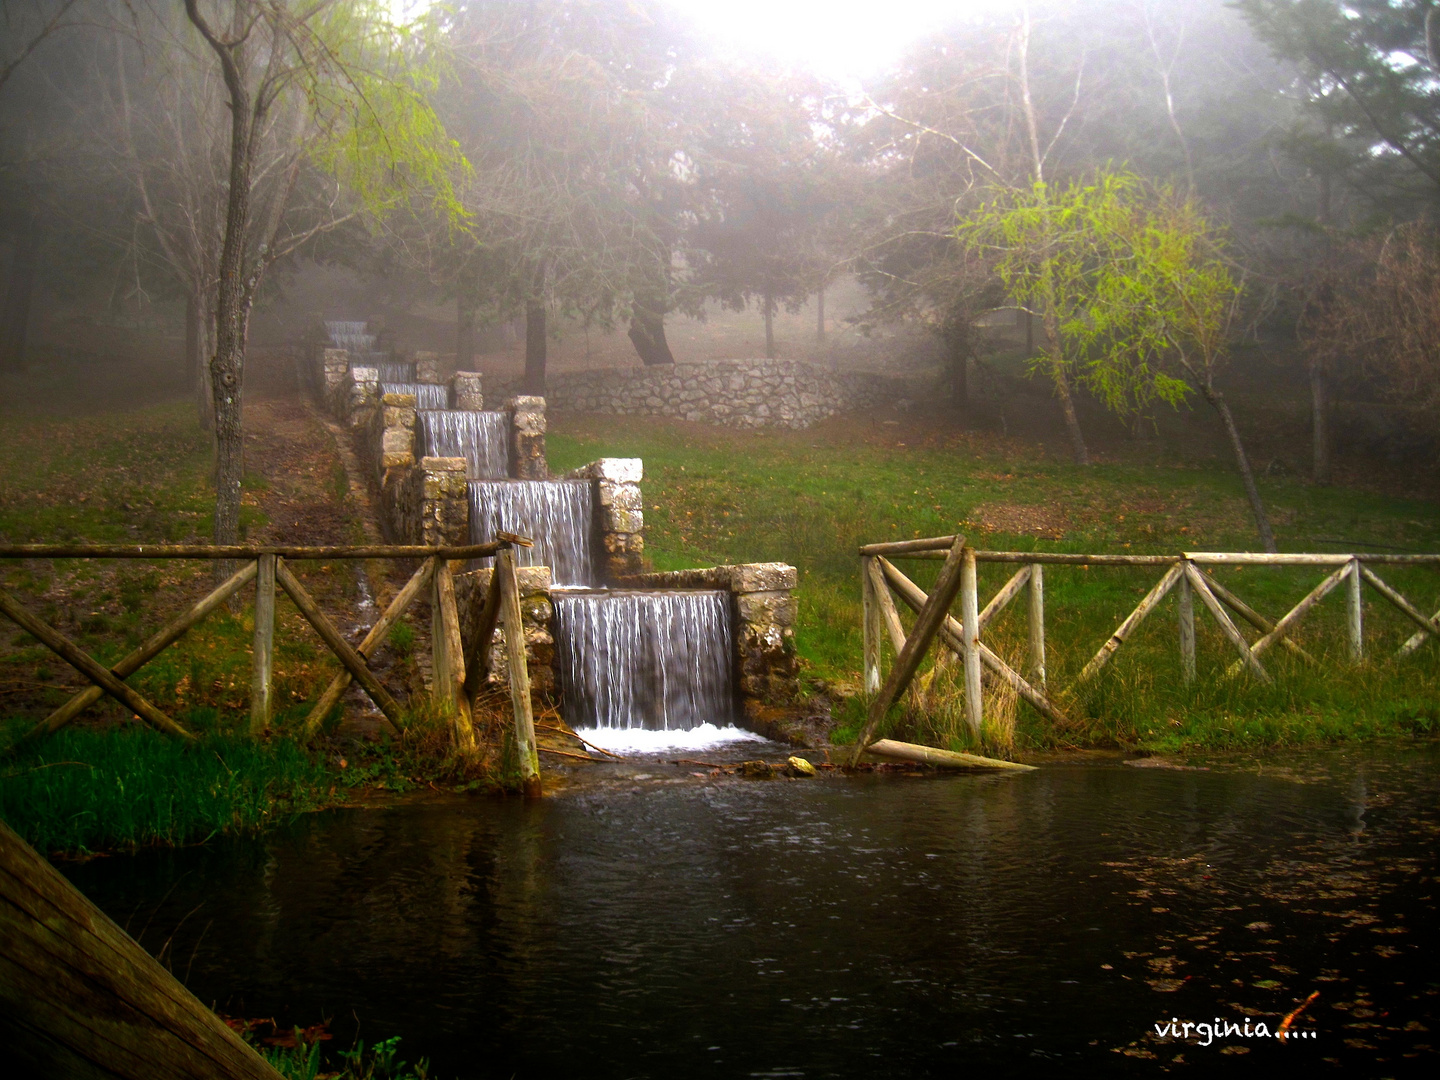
[572, 723, 766, 755]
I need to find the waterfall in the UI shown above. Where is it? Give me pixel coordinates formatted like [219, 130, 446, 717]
[378, 360, 415, 383]
[421, 411, 509, 479]
[326, 321, 375, 353]
[383, 382, 449, 410]
[468, 480, 594, 586]
[553, 590, 737, 731]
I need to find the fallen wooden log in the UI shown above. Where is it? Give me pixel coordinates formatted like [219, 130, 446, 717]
[0, 818, 283, 1079]
[865, 738, 1036, 771]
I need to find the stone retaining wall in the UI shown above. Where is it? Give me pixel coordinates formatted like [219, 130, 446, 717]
[563, 457, 644, 581]
[489, 359, 912, 430]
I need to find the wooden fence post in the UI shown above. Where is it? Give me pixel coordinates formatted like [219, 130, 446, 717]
[848, 535, 969, 765]
[861, 555, 882, 694]
[497, 547, 541, 796]
[1178, 572, 1195, 684]
[249, 555, 275, 735]
[1347, 557, 1364, 661]
[1028, 563, 1046, 691]
[432, 557, 477, 755]
[960, 545, 983, 738]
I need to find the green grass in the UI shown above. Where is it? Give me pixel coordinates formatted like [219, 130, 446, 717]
[548, 414, 1440, 754]
[0, 726, 338, 854]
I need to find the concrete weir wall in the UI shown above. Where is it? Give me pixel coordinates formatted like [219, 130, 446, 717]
[490, 358, 910, 430]
[309, 339, 800, 714]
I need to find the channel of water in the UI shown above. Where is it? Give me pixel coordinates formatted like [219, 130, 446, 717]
[61, 744, 1439, 1077]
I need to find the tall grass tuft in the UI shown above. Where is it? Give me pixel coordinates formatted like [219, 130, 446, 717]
[0, 725, 336, 854]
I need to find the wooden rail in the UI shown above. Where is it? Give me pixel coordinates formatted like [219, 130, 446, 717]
[1, 539, 537, 781]
[856, 535, 1440, 760]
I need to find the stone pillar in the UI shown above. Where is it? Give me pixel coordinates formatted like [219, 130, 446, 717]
[451, 371, 484, 411]
[506, 395, 548, 480]
[346, 364, 380, 430]
[393, 456, 468, 546]
[321, 348, 349, 415]
[562, 458, 644, 581]
[414, 351, 443, 385]
[455, 565, 555, 705]
[368, 392, 417, 486]
[730, 563, 800, 708]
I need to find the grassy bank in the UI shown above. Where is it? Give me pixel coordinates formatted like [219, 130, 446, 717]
[548, 413, 1440, 754]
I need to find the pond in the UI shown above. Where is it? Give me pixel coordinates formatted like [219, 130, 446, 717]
[62, 744, 1440, 1077]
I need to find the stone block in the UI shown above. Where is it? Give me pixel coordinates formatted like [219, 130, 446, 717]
[603, 507, 643, 534]
[736, 591, 797, 628]
[413, 352, 443, 384]
[730, 563, 798, 593]
[452, 371, 484, 411]
[597, 480, 642, 509]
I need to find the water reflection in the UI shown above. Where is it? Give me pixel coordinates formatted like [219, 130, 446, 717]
[63, 746, 1440, 1077]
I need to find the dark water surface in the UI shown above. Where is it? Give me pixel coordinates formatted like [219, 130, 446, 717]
[63, 745, 1440, 1077]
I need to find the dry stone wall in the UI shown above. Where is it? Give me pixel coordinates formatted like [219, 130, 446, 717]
[489, 359, 912, 430]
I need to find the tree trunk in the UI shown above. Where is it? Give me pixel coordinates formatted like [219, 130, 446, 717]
[1024, 308, 1033, 354]
[184, 292, 199, 387]
[1310, 362, 1331, 485]
[816, 285, 825, 342]
[939, 321, 969, 417]
[1201, 381, 1277, 552]
[0, 212, 38, 372]
[763, 290, 775, 359]
[524, 296, 546, 395]
[187, 1, 256, 555]
[628, 309, 674, 366]
[1042, 314, 1088, 465]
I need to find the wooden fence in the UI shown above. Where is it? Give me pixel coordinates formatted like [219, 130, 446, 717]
[0, 538, 542, 794]
[853, 534, 1440, 764]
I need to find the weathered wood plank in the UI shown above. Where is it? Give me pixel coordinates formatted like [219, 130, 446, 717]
[462, 568, 504, 700]
[1028, 563, 1046, 691]
[302, 558, 434, 737]
[433, 558, 477, 754]
[1178, 573, 1196, 684]
[1077, 563, 1184, 683]
[1360, 566, 1440, 640]
[865, 738, 1036, 771]
[1200, 571, 1317, 665]
[1347, 556, 1364, 661]
[0, 818, 283, 1079]
[978, 565, 1031, 633]
[959, 546, 983, 738]
[0, 537, 531, 560]
[861, 556, 882, 694]
[849, 536, 970, 765]
[1182, 562, 1273, 684]
[15, 561, 256, 751]
[498, 548, 540, 796]
[1223, 562, 1350, 677]
[274, 559, 405, 729]
[0, 587, 193, 741]
[878, 558, 1073, 730]
[868, 557, 909, 656]
[249, 554, 276, 735]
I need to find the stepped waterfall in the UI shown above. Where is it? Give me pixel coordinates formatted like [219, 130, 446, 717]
[553, 590, 739, 734]
[420, 410, 509, 479]
[383, 382, 449, 410]
[468, 480, 594, 587]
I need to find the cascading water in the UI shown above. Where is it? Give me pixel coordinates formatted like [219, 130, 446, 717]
[553, 590, 740, 734]
[421, 411, 509, 479]
[378, 360, 416, 383]
[383, 382, 449, 410]
[325, 320, 375, 353]
[468, 480, 594, 587]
